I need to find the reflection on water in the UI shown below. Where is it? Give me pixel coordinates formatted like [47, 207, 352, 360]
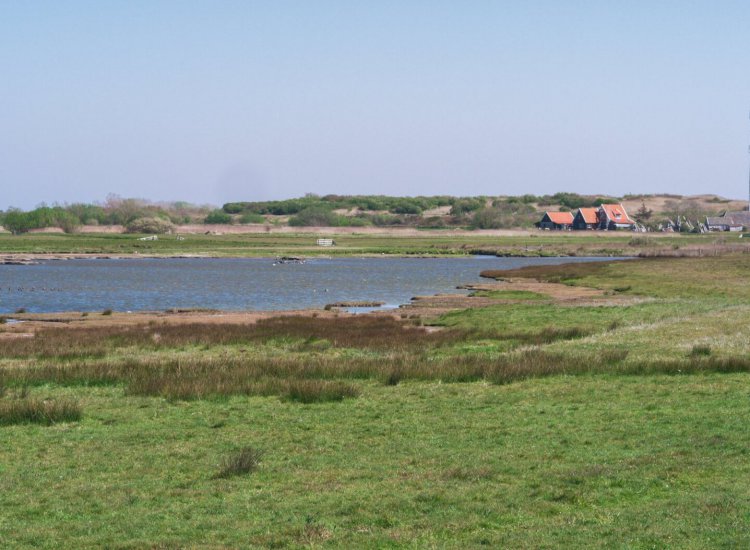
[0, 256, 620, 313]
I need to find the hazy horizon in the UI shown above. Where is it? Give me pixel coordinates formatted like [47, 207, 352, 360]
[2, 2, 749, 210]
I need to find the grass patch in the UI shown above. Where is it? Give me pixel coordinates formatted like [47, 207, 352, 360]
[470, 289, 550, 300]
[690, 344, 712, 357]
[2, 376, 750, 547]
[0, 397, 81, 426]
[215, 446, 263, 479]
[284, 380, 360, 403]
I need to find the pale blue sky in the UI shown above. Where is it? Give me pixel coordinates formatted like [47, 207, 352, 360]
[2, 1, 749, 209]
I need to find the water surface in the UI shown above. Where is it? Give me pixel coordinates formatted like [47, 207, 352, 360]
[0, 256, 619, 313]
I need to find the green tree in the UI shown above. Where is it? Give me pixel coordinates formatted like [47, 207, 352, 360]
[2, 209, 33, 234]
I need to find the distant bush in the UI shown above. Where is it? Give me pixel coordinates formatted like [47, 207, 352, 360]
[204, 210, 233, 224]
[289, 207, 339, 227]
[125, 217, 174, 234]
[536, 193, 613, 209]
[471, 202, 537, 229]
[222, 202, 247, 214]
[450, 198, 485, 216]
[1, 206, 81, 234]
[390, 202, 423, 215]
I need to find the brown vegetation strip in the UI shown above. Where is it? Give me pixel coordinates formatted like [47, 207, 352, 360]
[0, 316, 467, 358]
[480, 260, 614, 281]
[3, 346, 750, 402]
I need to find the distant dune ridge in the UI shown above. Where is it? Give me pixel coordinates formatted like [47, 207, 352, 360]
[0, 193, 747, 234]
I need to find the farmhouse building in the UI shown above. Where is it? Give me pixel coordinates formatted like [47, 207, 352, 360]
[705, 211, 750, 232]
[572, 207, 599, 230]
[597, 204, 636, 230]
[537, 211, 574, 230]
[540, 203, 635, 231]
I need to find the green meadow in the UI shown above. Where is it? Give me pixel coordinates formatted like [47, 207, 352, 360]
[0, 230, 738, 258]
[1, 253, 750, 547]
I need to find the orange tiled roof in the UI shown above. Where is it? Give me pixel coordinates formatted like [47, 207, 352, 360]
[600, 204, 635, 224]
[577, 207, 599, 224]
[546, 211, 574, 224]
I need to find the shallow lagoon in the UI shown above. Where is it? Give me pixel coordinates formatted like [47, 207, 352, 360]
[0, 256, 618, 313]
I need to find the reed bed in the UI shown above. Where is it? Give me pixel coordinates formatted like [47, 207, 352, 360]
[3, 348, 748, 401]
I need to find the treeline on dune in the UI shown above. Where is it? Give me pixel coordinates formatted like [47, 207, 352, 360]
[0, 192, 734, 234]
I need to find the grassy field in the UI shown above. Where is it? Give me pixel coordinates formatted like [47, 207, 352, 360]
[0, 230, 742, 258]
[1, 253, 750, 547]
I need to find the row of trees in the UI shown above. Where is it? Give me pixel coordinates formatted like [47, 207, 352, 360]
[282, 200, 539, 229]
[224, 194, 457, 217]
[0, 196, 213, 234]
[1, 194, 728, 233]
[222, 193, 619, 219]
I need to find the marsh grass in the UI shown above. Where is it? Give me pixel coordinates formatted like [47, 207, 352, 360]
[470, 289, 550, 300]
[0, 397, 81, 426]
[481, 261, 610, 283]
[0, 316, 465, 359]
[4, 347, 749, 401]
[215, 446, 263, 479]
[690, 344, 712, 357]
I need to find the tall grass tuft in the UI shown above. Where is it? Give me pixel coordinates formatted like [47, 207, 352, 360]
[689, 344, 712, 357]
[0, 397, 81, 426]
[215, 446, 263, 479]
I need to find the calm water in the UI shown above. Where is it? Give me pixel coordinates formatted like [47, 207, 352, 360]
[0, 256, 618, 313]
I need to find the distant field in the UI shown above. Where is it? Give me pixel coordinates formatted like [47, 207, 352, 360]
[1, 252, 750, 546]
[0, 230, 742, 258]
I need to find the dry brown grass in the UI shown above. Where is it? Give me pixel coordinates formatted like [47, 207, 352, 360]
[0, 316, 465, 359]
[480, 261, 613, 282]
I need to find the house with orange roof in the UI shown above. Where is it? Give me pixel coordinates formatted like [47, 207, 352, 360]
[537, 211, 574, 230]
[597, 204, 635, 230]
[572, 207, 599, 230]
